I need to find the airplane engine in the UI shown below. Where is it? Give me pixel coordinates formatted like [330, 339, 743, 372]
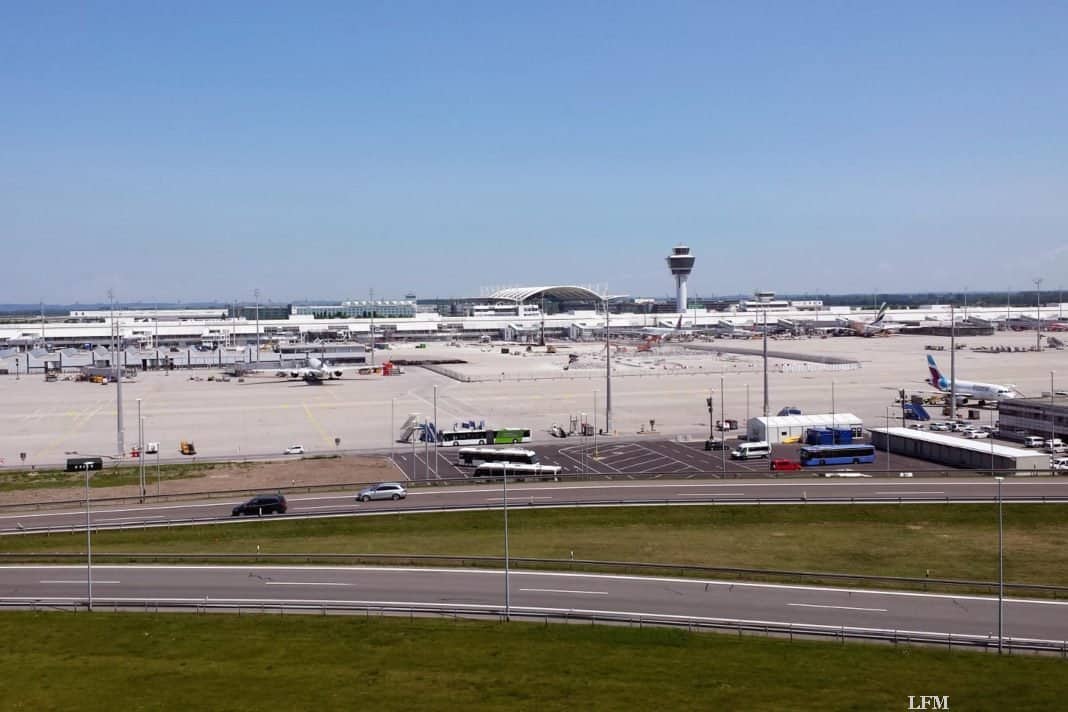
[332, 370, 344, 378]
[290, 371, 301, 378]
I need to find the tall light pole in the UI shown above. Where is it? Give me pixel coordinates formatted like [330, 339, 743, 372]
[996, 475, 1004, 654]
[85, 464, 93, 611]
[604, 298, 612, 433]
[761, 309, 769, 417]
[949, 304, 957, 422]
[502, 461, 511, 621]
[433, 385, 438, 478]
[369, 287, 376, 368]
[137, 399, 145, 503]
[1035, 278, 1043, 352]
[720, 373, 727, 475]
[254, 288, 261, 364]
[390, 398, 395, 463]
[110, 290, 124, 458]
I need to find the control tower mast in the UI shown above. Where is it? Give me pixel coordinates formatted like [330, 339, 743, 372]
[666, 245, 695, 313]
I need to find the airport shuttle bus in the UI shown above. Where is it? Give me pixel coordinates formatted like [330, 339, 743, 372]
[439, 427, 533, 446]
[458, 447, 538, 465]
[799, 444, 876, 467]
[472, 462, 562, 481]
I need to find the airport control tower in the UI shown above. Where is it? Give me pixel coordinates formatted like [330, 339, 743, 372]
[666, 245, 695, 312]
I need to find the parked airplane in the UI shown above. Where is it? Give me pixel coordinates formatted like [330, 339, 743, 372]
[840, 303, 902, 336]
[286, 358, 348, 383]
[925, 355, 1017, 401]
[640, 316, 693, 340]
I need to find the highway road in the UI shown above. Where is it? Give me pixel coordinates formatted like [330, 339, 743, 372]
[2, 564, 1066, 645]
[3, 478, 1068, 535]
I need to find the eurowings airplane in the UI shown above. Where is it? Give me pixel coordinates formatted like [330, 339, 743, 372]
[925, 355, 1017, 401]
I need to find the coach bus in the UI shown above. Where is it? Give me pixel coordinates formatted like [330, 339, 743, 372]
[438, 427, 533, 446]
[458, 447, 538, 465]
[799, 444, 876, 467]
[472, 462, 562, 481]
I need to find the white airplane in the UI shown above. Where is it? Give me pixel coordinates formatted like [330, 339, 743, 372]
[286, 358, 348, 384]
[839, 303, 903, 337]
[925, 355, 1017, 401]
[640, 315, 693, 340]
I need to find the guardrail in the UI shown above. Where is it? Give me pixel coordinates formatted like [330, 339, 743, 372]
[6, 494, 1068, 538]
[0, 467, 1061, 513]
[3, 552, 1066, 597]
[1, 598, 1064, 656]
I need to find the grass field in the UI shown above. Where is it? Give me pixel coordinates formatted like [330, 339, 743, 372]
[0, 612, 1063, 711]
[0, 461, 232, 493]
[6, 504, 1068, 587]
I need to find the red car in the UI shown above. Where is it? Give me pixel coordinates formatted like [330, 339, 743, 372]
[770, 458, 802, 471]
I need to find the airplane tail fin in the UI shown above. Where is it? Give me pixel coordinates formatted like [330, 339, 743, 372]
[675, 315, 683, 330]
[872, 303, 888, 325]
[926, 355, 944, 389]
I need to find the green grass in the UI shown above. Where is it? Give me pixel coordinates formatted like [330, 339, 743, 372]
[0, 612, 1063, 711]
[0, 461, 239, 493]
[6, 504, 1068, 588]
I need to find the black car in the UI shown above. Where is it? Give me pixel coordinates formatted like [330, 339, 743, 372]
[704, 439, 727, 451]
[232, 494, 288, 516]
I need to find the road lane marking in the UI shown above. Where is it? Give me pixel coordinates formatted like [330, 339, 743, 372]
[678, 493, 745, 496]
[519, 588, 608, 595]
[788, 603, 887, 612]
[96, 516, 165, 524]
[264, 581, 353, 587]
[486, 497, 554, 502]
[40, 580, 121, 585]
[875, 491, 944, 495]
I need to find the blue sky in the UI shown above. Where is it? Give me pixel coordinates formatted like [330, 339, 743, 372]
[3, 2, 1067, 303]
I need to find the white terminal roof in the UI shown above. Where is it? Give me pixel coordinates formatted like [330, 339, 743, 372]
[487, 286, 606, 303]
[753, 413, 863, 427]
[870, 427, 1037, 457]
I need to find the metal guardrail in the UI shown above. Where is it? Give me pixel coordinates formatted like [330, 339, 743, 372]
[0, 468, 1062, 513]
[1, 598, 1064, 655]
[3, 552, 1066, 597]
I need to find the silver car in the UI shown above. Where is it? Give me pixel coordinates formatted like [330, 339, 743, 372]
[357, 482, 407, 502]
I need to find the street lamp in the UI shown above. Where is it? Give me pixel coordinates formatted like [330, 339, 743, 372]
[1035, 278, 1043, 352]
[502, 461, 511, 621]
[85, 464, 93, 611]
[996, 476, 1004, 654]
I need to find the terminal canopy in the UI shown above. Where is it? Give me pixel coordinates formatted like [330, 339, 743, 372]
[486, 286, 606, 304]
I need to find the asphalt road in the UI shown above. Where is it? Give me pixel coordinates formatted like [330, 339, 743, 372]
[2, 478, 1068, 535]
[2, 564, 1065, 643]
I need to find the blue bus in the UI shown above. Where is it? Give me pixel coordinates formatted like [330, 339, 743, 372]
[799, 444, 876, 467]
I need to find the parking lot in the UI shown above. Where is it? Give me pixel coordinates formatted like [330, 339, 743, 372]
[389, 436, 955, 481]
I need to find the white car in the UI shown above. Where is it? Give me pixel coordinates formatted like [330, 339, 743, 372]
[357, 482, 408, 502]
[963, 430, 990, 439]
[1052, 458, 1068, 471]
[284, 445, 305, 455]
[929, 423, 951, 432]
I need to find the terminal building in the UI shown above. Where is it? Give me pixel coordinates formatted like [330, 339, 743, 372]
[996, 396, 1068, 443]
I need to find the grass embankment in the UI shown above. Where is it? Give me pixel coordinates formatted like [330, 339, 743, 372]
[6, 505, 1068, 587]
[0, 612, 1063, 711]
[0, 462, 239, 493]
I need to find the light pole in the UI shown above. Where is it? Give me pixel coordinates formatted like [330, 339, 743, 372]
[706, 391, 715, 440]
[390, 398, 395, 463]
[885, 406, 891, 474]
[762, 310, 769, 417]
[502, 461, 511, 621]
[433, 385, 438, 478]
[137, 399, 145, 503]
[110, 290, 124, 458]
[369, 287, 376, 369]
[1035, 278, 1043, 352]
[83, 464, 93, 610]
[603, 298, 612, 434]
[949, 304, 957, 422]
[720, 374, 727, 475]
[593, 390, 599, 458]
[996, 475, 1004, 654]
[254, 288, 261, 364]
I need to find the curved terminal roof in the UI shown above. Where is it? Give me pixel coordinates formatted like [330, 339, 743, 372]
[487, 286, 606, 303]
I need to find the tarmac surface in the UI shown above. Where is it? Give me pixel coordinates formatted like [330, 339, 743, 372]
[0, 331, 1063, 469]
[3, 564, 1066, 643]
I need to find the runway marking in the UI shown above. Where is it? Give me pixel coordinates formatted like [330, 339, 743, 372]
[264, 581, 353, 587]
[788, 603, 887, 612]
[40, 580, 121, 585]
[519, 588, 608, 595]
[301, 402, 334, 447]
[875, 491, 944, 495]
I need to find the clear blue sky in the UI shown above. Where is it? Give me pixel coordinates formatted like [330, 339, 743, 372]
[4, 2, 1067, 303]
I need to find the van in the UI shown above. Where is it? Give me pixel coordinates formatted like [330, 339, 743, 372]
[730, 441, 771, 460]
[1052, 457, 1068, 471]
[1023, 436, 1044, 448]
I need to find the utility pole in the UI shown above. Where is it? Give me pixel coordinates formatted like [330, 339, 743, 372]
[996, 476, 1004, 654]
[1035, 278, 1043, 352]
[369, 287, 376, 368]
[720, 373, 727, 475]
[254, 288, 261, 364]
[604, 297, 612, 433]
[762, 309, 769, 417]
[950, 304, 957, 422]
[109, 290, 124, 457]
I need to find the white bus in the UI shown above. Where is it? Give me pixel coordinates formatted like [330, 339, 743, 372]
[472, 462, 562, 481]
[458, 447, 538, 465]
[730, 441, 772, 460]
[439, 427, 532, 446]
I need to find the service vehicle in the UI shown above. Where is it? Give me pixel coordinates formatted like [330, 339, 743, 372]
[457, 447, 538, 465]
[799, 444, 877, 467]
[472, 462, 561, 481]
[770, 458, 802, 471]
[730, 441, 771, 460]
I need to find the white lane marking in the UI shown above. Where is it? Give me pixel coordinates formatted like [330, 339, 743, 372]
[520, 588, 608, 595]
[485, 497, 554, 502]
[96, 516, 165, 524]
[788, 603, 887, 612]
[263, 582, 353, 587]
[875, 491, 944, 495]
[297, 505, 358, 511]
[40, 580, 121, 585]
